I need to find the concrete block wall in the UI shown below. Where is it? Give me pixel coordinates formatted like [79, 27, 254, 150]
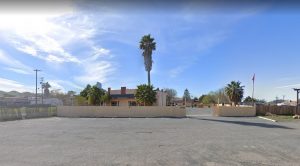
[57, 106, 186, 118]
[0, 107, 57, 121]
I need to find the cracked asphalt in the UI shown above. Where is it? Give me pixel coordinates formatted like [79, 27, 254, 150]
[0, 108, 299, 166]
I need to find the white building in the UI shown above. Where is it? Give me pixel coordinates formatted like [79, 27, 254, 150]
[28, 97, 63, 106]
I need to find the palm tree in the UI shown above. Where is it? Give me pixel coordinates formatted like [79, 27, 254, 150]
[225, 81, 245, 106]
[43, 82, 51, 98]
[139, 34, 156, 86]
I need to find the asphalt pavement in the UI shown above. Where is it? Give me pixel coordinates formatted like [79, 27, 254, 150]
[0, 108, 299, 166]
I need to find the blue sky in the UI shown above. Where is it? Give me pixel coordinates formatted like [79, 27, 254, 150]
[0, 1, 299, 101]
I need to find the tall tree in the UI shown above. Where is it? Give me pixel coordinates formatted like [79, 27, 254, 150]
[87, 85, 105, 105]
[101, 93, 111, 106]
[183, 89, 191, 101]
[215, 88, 230, 104]
[201, 95, 216, 105]
[243, 96, 266, 105]
[243, 96, 256, 103]
[43, 82, 51, 98]
[135, 84, 157, 106]
[205, 88, 230, 104]
[199, 95, 206, 103]
[139, 34, 156, 85]
[225, 81, 245, 106]
[74, 96, 87, 106]
[163, 88, 177, 106]
[80, 84, 91, 99]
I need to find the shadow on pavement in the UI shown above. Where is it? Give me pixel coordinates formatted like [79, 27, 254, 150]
[190, 117, 294, 129]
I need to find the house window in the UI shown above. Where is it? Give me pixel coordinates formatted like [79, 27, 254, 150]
[111, 101, 118, 106]
[128, 101, 136, 106]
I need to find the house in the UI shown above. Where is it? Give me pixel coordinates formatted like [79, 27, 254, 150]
[108, 87, 136, 106]
[107, 86, 167, 106]
[172, 97, 200, 107]
[277, 100, 297, 106]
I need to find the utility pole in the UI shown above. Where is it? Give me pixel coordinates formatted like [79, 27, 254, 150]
[293, 88, 300, 115]
[252, 73, 255, 106]
[34, 69, 41, 105]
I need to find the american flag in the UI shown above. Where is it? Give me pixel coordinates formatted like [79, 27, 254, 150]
[252, 73, 255, 81]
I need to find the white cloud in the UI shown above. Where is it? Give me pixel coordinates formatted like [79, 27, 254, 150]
[169, 66, 186, 78]
[74, 61, 116, 85]
[61, 81, 83, 90]
[196, 32, 227, 51]
[0, 49, 32, 74]
[0, 9, 84, 64]
[276, 84, 300, 89]
[46, 55, 66, 63]
[15, 45, 38, 56]
[85, 47, 111, 62]
[3, 1, 263, 89]
[0, 77, 33, 92]
[47, 80, 66, 92]
[48, 79, 83, 92]
[167, 32, 227, 78]
[4, 68, 31, 75]
[0, 7, 117, 88]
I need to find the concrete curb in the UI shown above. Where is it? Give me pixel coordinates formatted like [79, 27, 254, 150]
[258, 116, 277, 122]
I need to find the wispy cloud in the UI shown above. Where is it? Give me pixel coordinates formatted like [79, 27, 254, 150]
[167, 32, 227, 78]
[165, 6, 264, 79]
[0, 6, 117, 87]
[0, 10, 93, 64]
[48, 79, 83, 92]
[47, 80, 66, 92]
[0, 1, 268, 93]
[0, 77, 34, 92]
[0, 49, 32, 74]
[88, 47, 111, 61]
[4, 68, 31, 75]
[169, 66, 186, 78]
[276, 84, 300, 89]
[74, 61, 116, 85]
[278, 76, 300, 82]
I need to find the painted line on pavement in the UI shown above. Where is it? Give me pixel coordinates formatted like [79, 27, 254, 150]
[258, 116, 277, 122]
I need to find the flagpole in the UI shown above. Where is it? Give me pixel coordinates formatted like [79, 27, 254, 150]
[252, 74, 255, 106]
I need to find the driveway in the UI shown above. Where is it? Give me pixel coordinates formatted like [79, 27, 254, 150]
[186, 107, 213, 117]
[0, 116, 299, 166]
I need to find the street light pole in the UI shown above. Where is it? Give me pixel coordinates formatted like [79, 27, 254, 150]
[34, 69, 41, 105]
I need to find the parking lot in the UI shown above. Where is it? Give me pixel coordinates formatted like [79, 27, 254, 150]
[0, 108, 299, 166]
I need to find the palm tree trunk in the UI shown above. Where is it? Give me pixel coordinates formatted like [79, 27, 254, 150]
[147, 70, 151, 86]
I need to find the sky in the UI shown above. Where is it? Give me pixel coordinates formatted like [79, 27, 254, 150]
[0, 0, 299, 101]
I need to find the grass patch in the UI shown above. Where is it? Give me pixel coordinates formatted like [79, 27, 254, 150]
[263, 115, 299, 122]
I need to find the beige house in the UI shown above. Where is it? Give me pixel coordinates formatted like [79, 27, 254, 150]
[107, 87, 167, 106]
